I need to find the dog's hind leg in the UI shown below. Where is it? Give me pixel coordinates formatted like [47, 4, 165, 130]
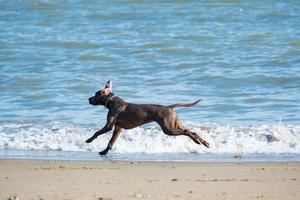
[156, 112, 210, 148]
[159, 125, 210, 148]
[173, 116, 210, 148]
[180, 129, 210, 148]
[99, 125, 122, 155]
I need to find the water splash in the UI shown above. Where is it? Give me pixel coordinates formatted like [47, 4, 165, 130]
[1, 121, 299, 154]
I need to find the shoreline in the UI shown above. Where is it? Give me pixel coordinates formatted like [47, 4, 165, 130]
[1, 157, 300, 164]
[1, 159, 299, 200]
[1, 150, 299, 162]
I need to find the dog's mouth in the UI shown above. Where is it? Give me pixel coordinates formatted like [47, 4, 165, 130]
[88, 97, 96, 105]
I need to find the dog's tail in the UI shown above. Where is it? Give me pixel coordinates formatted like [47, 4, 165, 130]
[168, 99, 202, 109]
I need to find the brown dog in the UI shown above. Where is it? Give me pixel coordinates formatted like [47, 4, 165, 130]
[86, 80, 210, 155]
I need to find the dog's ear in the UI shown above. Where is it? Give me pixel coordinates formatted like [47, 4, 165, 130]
[101, 80, 112, 96]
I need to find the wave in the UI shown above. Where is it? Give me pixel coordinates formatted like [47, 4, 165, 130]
[0, 121, 299, 154]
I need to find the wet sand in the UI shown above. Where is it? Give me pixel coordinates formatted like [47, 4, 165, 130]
[0, 159, 299, 200]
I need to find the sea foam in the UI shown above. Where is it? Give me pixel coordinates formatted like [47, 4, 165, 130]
[0, 121, 299, 154]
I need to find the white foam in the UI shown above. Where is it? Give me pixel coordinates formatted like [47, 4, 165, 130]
[0, 121, 299, 154]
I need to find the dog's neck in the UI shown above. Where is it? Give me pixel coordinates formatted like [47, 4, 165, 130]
[105, 94, 116, 108]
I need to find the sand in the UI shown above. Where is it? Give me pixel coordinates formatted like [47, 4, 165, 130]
[0, 159, 299, 200]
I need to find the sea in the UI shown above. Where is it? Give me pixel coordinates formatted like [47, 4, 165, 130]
[0, 0, 300, 162]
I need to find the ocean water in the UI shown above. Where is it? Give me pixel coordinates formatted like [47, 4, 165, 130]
[0, 1, 300, 161]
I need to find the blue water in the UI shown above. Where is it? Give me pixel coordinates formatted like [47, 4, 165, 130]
[0, 1, 300, 161]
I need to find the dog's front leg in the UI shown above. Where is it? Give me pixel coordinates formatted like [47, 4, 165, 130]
[86, 112, 118, 143]
[85, 125, 112, 143]
[99, 125, 122, 155]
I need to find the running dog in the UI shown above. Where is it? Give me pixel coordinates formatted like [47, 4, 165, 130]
[86, 80, 210, 155]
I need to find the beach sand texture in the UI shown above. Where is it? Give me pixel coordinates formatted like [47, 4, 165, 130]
[0, 160, 299, 200]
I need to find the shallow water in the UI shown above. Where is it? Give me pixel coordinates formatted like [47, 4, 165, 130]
[0, 1, 300, 160]
[1, 149, 299, 162]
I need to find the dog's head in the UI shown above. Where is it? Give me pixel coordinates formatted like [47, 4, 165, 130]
[89, 80, 114, 106]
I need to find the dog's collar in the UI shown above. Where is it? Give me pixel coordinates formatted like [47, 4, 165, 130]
[105, 95, 116, 108]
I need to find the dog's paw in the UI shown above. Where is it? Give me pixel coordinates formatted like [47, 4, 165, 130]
[99, 149, 109, 156]
[85, 138, 93, 143]
[203, 141, 210, 148]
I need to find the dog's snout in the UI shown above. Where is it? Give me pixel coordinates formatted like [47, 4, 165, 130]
[89, 97, 94, 105]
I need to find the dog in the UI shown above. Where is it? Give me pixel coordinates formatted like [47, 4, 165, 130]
[86, 80, 210, 155]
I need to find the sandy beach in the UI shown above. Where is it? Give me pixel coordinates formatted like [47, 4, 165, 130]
[0, 159, 299, 200]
